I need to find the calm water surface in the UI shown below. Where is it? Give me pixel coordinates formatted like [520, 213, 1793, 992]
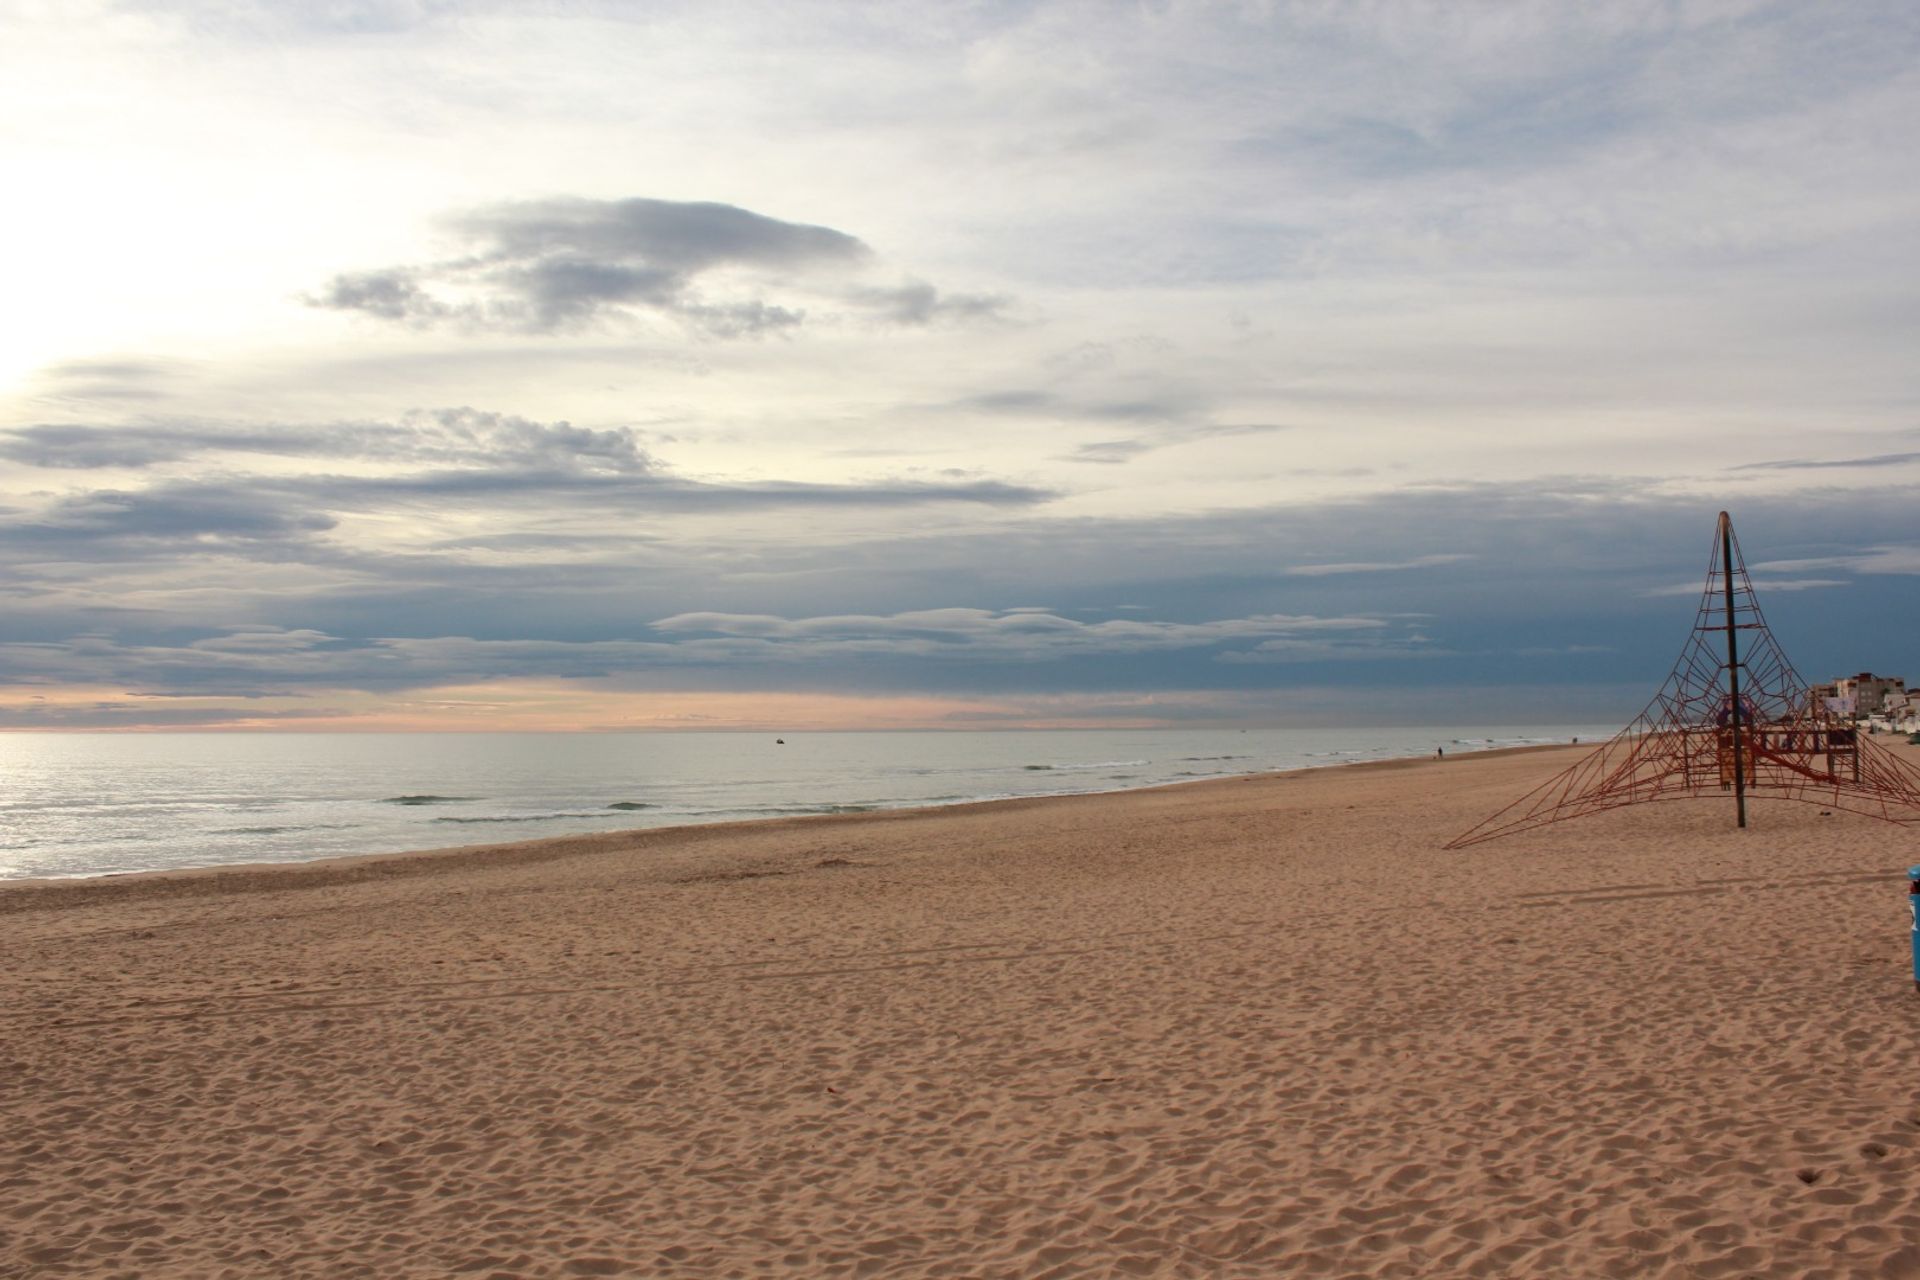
[0, 727, 1616, 881]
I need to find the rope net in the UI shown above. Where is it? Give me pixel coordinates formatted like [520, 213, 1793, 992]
[1447, 513, 1920, 848]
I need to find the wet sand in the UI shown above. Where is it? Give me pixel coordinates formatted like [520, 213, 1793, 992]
[4, 743, 1919, 1278]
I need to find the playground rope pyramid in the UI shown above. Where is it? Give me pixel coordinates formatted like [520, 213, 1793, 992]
[1448, 511, 1920, 847]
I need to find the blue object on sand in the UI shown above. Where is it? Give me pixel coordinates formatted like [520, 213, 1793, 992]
[1910, 867, 1920, 993]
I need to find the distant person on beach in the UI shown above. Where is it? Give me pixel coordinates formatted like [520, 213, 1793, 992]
[1436, 747, 1444, 759]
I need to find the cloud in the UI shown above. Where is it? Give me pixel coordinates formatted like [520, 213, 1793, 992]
[455, 197, 867, 274]
[307, 270, 455, 325]
[1068, 439, 1157, 465]
[1214, 635, 1444, 664]
[188, 627, 336, 654]
[0, 410, 1053, 557]
[32, 358, 187, 405]
[1641, 577, 1850, 598]
[0, 471, 1051, 569]
[648, 607, 1396, 662]
[0, 607, 1408, 698]
[960, 389, 1206, 424]
[0, 407, 657, 473]
[1283, 554, 1474, 577]
[946, 385, 1287, 465]
[1751, 546, 1920, 576]
[851, 279, 1010, 326]
[1731, 452, 1920, 471]
[1063, 420, 1289, 464]
[1, 464, 1913, 716]
[308, 196, 871, 336]
[13, 485, 339, 551]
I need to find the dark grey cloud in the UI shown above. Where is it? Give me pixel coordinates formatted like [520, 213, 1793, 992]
[12, 484, 338, 551]
[0, 469, 1050, 565]
[960, 390, 1056, 413]
[450, 198, 866, 275]
[283, 469, 1051, 512]
[3, 462, 1914, 718]
[1060, 420, 1287, 465]
[565, 478, 1920, 697]
[0, 408, 655, 472]
[1730, 451, 1920, 472]
[0, 606, 1414, 701]
[308, 270, 453, 325]
[0, 424, 229, 469]
[852, 280, 1010, 326]
[956, 389, 1200, 422]
[309, 197, 870, 336]
[0, 408, 1055, 576]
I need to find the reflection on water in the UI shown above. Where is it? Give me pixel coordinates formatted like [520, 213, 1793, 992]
[0, 727, 1614, 881]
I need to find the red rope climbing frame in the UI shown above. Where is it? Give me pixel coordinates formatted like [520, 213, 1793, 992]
[1447, 512, 1920, 848]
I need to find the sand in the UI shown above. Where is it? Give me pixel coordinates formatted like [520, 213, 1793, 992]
[4, 742, 1920, 1279]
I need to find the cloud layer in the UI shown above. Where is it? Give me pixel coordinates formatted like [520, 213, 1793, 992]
[309, 196, 1005, 337]
[2, 403, 1916, 726]
[7, 4, 1920, 727]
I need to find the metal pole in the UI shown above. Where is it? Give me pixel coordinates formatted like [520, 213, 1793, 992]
[1721, 512, 1747, 829]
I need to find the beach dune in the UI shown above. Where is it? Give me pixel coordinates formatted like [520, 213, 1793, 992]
[4, 744, 1919, 1278]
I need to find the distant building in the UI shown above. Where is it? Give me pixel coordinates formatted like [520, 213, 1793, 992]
[1823, 672, 1907, 719]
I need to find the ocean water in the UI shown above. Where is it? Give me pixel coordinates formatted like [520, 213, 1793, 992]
[0, 726, 1616, 881]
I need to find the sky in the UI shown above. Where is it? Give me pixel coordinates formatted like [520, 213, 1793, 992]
[2, 0, 1917, 731]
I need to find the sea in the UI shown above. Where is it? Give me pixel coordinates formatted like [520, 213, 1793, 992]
[0, 726, 1618, 882]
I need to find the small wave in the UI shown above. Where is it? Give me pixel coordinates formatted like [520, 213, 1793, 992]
[704, 803, 883, 817]
[379, 795, 476, 806]
[606, 801, 658, 811]
[1180, 755, 1248, 762]
[213, 821, 356, 836]
[431, 810, 634, 825]
[1025, 759, 1148, 773]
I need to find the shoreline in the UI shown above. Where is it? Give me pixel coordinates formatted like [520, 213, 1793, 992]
[0, 738, 1584, 906]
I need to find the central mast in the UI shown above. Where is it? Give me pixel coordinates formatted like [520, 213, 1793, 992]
[1720, 511, 1747, 829]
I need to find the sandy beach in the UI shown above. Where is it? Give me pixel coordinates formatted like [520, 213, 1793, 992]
[4, 742, 1919, 1279]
